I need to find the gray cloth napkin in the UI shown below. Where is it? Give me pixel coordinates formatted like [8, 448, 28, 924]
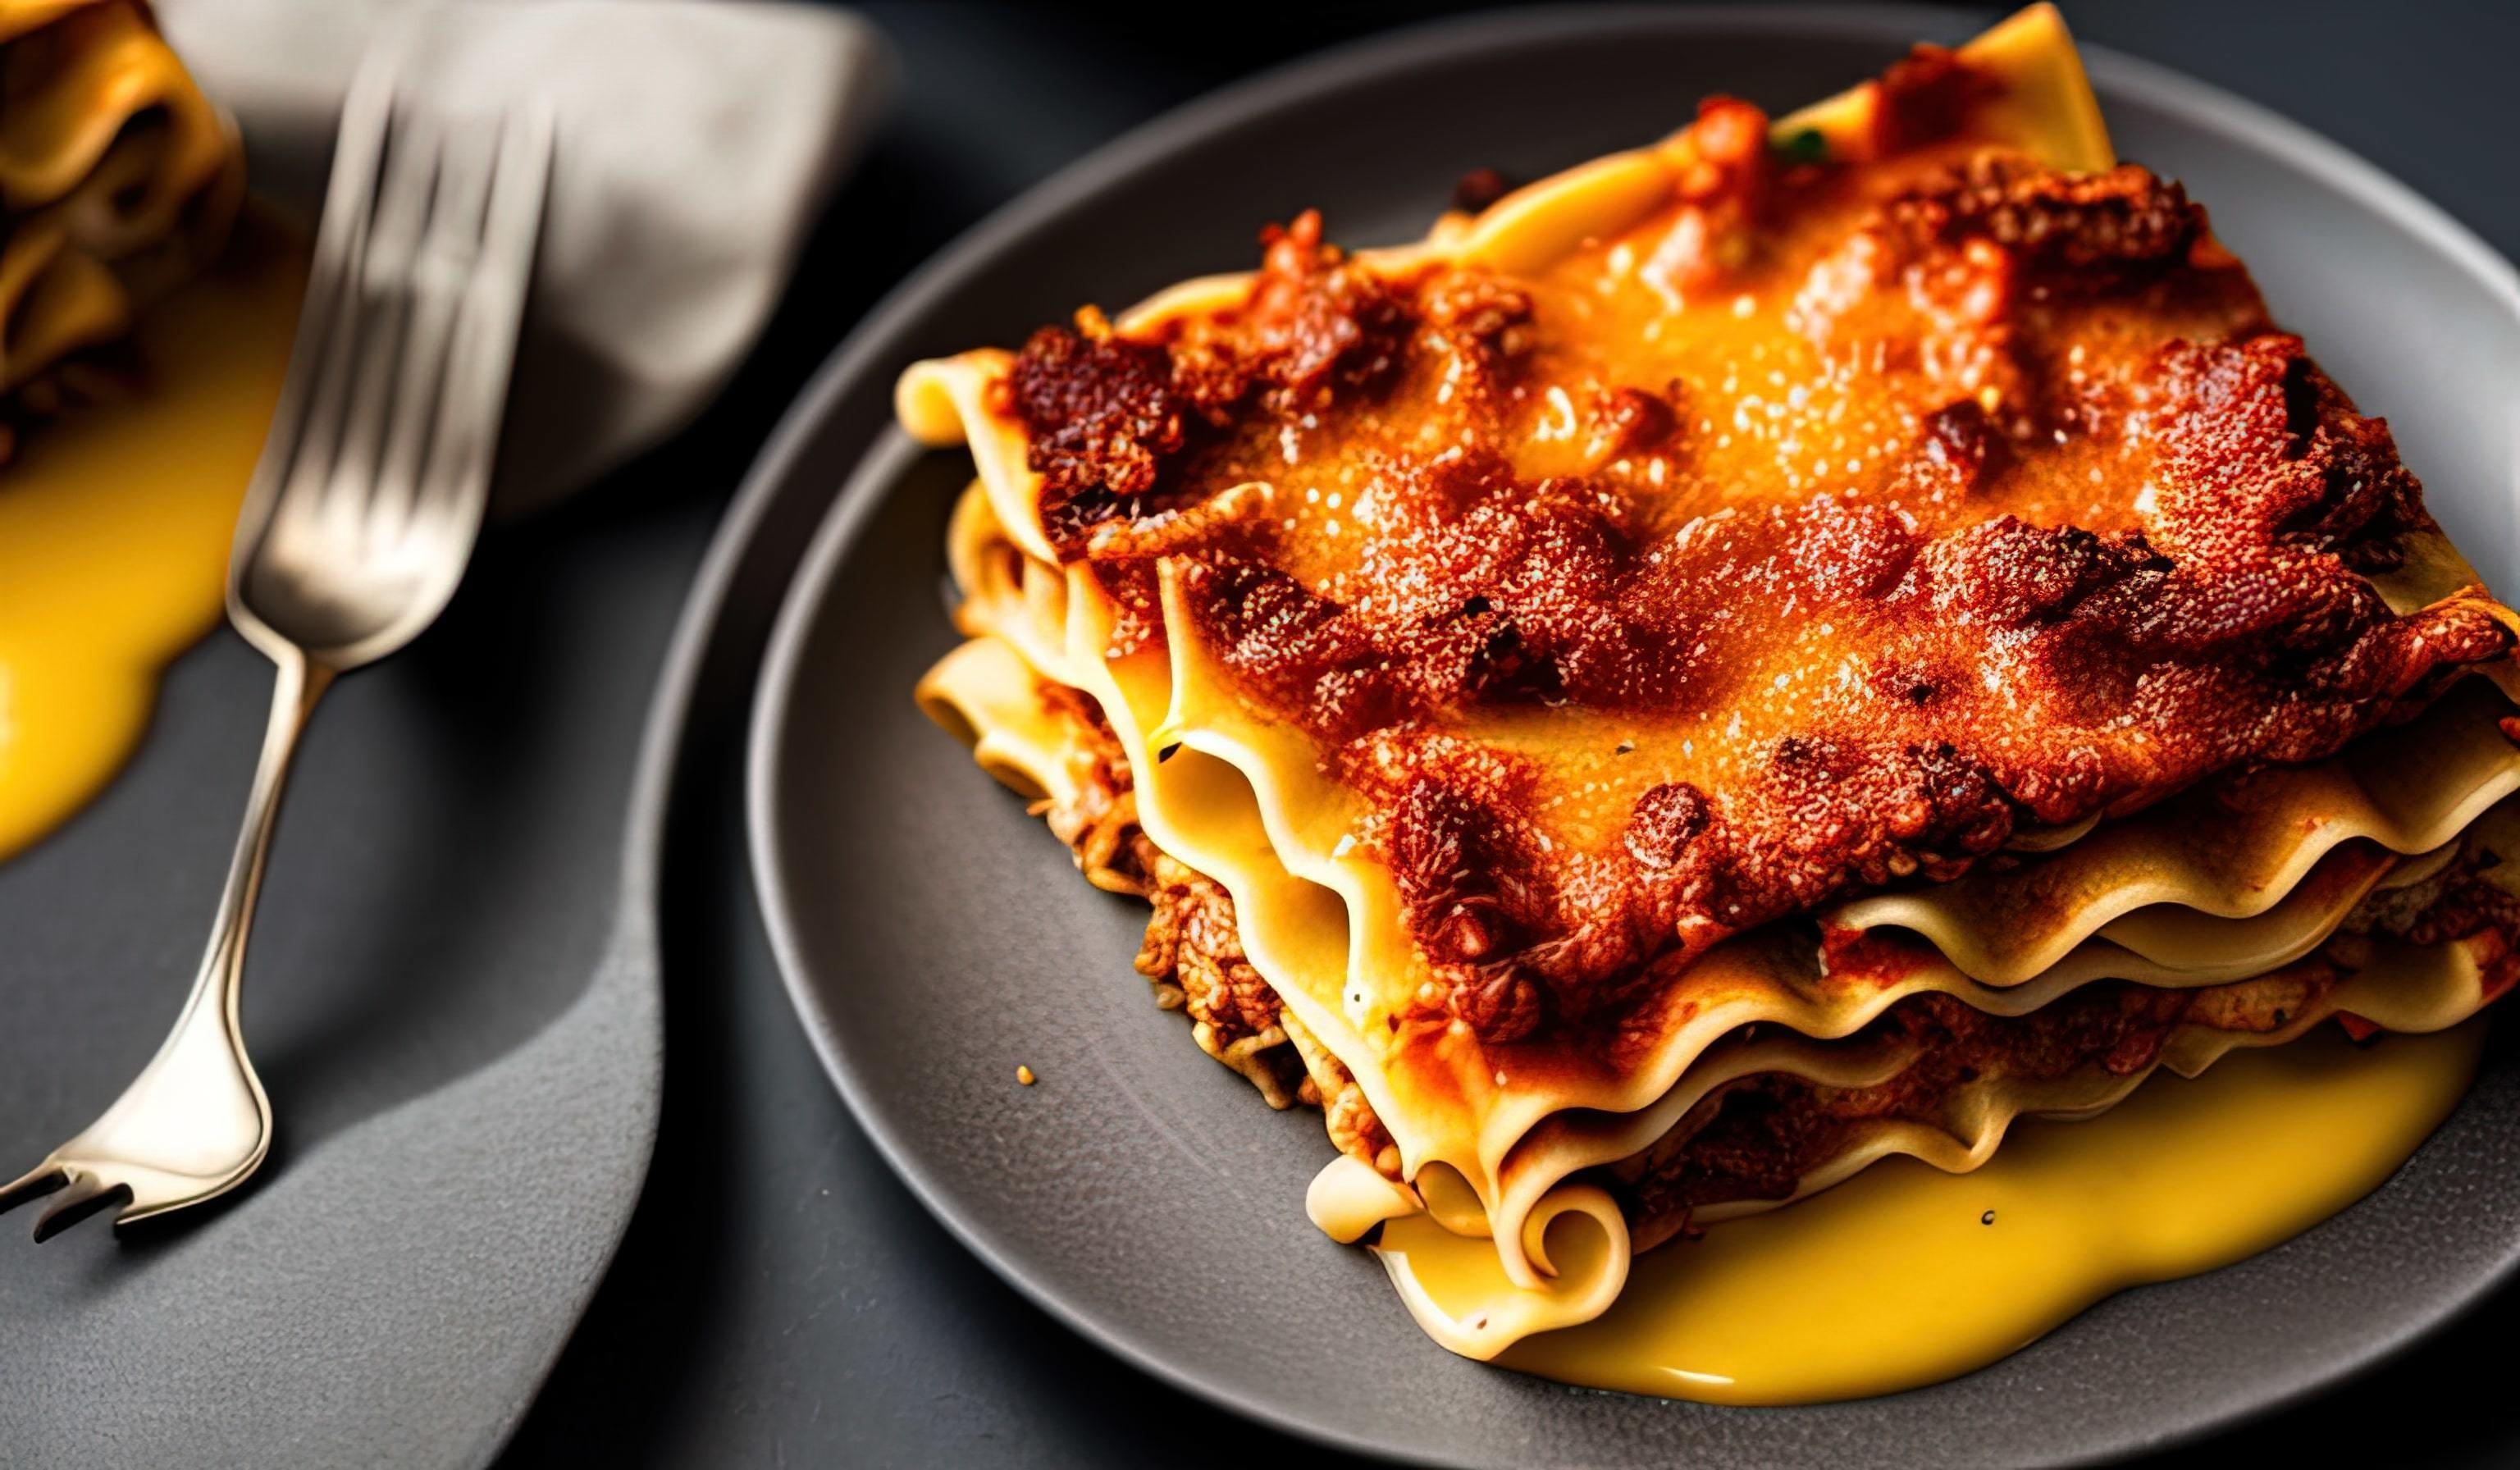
[154, 0, 889, 509]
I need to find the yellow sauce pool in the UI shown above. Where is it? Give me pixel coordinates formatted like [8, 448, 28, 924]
[1376, 1022, 2482, 1403]
[0, 219, 303, 860]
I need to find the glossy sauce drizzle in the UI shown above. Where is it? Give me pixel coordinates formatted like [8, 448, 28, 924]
[1373, 1023, 2482, 1404]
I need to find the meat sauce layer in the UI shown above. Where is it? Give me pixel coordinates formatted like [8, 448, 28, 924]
[1618, 838, 2520, 1245]
[989, 59, 2513, 1049]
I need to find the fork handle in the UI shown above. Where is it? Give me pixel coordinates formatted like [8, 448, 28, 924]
[144, 647, 334, 1134]
[200, 647, 334, 1016]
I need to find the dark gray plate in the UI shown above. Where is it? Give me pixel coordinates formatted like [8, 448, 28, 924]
[746, 7, 2520, 1467]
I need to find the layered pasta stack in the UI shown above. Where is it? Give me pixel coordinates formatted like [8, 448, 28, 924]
[906, 6, 2520, 1358]
[1, 0, 240, 457]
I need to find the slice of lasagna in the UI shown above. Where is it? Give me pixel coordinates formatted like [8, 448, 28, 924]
[0, 0, 241, 460]
[906, 3, 2520, 1358]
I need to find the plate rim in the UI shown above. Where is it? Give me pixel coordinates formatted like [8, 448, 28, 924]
[734, 6, 2520, 1463]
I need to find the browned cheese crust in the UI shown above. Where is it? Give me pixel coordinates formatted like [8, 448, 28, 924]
[981, 51, 2513, 1059]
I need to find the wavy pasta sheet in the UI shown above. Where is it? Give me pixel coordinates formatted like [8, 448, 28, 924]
[902, 5, 2520, 1358]
[1517, 863, 2513, 1241]
[0, 0, 240, 413]
[1377, 922, 2496, 1358]
[920, 593, 2515, 1355]
[924, 485, 2518, 1278]
[1828, 677, 2520, 984]
[916, 635, 1086, 811]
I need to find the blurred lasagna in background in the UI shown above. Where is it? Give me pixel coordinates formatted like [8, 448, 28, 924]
[0, 0, 240, 460]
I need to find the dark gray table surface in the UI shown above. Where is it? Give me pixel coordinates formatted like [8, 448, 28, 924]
[496, 2, 2520, 1464]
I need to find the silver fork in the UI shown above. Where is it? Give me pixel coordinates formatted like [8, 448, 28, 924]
[0, 62, 553, 1239]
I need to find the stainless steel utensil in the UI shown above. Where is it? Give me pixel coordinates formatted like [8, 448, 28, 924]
[0, 58, 552, 1238]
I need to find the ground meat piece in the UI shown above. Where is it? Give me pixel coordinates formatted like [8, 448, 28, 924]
[1888, 398, 2006, 505]
[1034, 683, 1151, 895]
[1134, 849, 1303, 1108]
[1867, 43, 2000, 157]
[1884, 153, 2205, 278]
[1609, 973, 2330, 1246]
[1138, 849, 1285, 1043]
[1230, 209, 1413, 408]
[2143, 332, 2428, 574]
[1280, 1007, 1401, 1177]
[1001, 212, 1450, 559]
[2340, 835, 2520, 950]
[1420, 269, 1536, 366]
[1585, 383, 1682, 463]
[1643, 94, 1774, 292]
[1002, 315, 1194, 554]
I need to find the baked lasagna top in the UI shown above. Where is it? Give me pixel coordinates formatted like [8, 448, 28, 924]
[906, 8, 2518, 1071]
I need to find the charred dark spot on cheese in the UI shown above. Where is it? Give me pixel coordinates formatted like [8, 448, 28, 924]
[1624, 783, 1713, 872]
[1891, 398, 2007, 503]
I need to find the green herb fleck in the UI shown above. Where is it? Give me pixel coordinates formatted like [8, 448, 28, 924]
[1778, 127, 1828, 166]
